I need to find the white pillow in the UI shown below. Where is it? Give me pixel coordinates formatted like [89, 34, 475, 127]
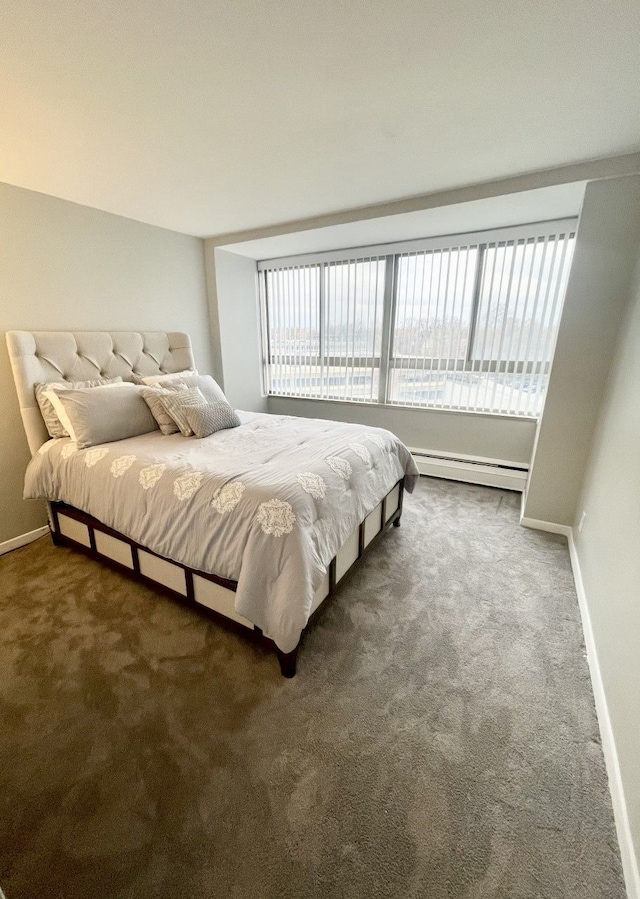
[141, 369, 197, 386]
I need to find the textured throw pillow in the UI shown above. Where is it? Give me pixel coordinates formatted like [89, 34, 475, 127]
[140, 383, 189, 435]
[140, 369, 197, 386]
[35, 377, 123, 438]
[158, 387, 207, 437]
[50, 384, 158, 448]
[184, 402, 241, 438]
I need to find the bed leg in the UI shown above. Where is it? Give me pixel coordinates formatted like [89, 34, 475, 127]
[393, 480, 405, 527]
[50, 527, 62, 546]
[276, 645, 298, 678]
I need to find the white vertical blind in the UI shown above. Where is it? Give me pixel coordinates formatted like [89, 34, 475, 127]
[260, 221, 576, 417]
[263, 255, 386, 402]
[388, 245, 478, 408]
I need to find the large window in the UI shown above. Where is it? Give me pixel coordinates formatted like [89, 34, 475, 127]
[259, 221, 576, 417]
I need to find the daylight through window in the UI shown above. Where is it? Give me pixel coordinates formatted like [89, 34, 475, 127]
[259, 221, 576, 417]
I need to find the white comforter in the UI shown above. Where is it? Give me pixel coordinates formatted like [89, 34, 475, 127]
[24, 412, 418, 652]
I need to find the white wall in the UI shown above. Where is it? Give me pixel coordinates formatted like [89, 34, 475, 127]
[523, 175, 640, 525]
[205, 248, 267, 412]
[268, 397, 535, 464]
[572, 245, 640, 885]
[0, 181, 211, 545]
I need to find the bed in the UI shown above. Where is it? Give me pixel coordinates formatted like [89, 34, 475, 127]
[7, 329, 419, 676]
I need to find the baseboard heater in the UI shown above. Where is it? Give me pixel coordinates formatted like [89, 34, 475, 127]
[409, 448, 529, 492]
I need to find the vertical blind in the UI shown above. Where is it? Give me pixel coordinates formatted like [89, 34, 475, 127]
[259, 220, 576, 417]
[262, 256, 386, 402]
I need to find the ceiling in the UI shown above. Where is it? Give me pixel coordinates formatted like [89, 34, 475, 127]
[1, 0, 638, 238]
[221, 182, 586, 260]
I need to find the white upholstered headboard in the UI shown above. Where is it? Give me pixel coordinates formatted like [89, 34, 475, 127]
[6, 330, 195, 455]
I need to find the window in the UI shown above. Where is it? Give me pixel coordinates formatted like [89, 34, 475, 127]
[262, 256, 386, 402]
[259, 221, 576, 417]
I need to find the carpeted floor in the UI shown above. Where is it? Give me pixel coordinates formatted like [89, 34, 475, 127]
[0, 477, 626, 899]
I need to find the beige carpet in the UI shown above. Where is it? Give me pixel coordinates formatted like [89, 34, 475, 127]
[0, 477, 626, 898]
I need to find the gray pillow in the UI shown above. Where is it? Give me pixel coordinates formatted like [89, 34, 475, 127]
[140, 384, 189, 435]
[52, 384, 158, 448]
[184, 402, 241, 438]
[158, 387, 207, 437]
[35, 377, 123, 438]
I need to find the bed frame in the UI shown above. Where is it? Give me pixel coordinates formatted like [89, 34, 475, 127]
[48, 483, 403, 676]
[7, 329, 404, 677]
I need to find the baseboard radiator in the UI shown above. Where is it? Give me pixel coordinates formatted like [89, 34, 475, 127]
[409, 448, 528, 492]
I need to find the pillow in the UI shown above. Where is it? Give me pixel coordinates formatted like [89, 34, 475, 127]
[35, 377, 123, 438]
[158, 387, 207, 437]
[140, 369, 197, 386]
[48, 384, 158, 448]
[184, 402, 241, 438]
[151, 373, 228, 405]
[140, 384, 189, 435]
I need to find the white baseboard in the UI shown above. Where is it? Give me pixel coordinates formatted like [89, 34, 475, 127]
[524, 513, 639, 899]
[410, 449, 527, 492]
[519, 493, 573, 536]
[519, 515, 572, 537]
[0, 525, 49, 556]
[567, 532, 640, 899]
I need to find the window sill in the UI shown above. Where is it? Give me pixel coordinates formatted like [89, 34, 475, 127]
[265, 394, 538, 423]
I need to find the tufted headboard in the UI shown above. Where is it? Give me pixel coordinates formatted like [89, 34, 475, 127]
[6, 330, 195, 455]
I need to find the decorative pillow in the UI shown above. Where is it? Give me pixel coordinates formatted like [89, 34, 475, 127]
[140, 369, 197, 386]
[35, 377, 123, 438]
[152, 373, 228, 405]
[140, 384, 189, 435]
[158, 387, 207, 437]
[48, 384, 158, 448]
[184, 402, 241, 438]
